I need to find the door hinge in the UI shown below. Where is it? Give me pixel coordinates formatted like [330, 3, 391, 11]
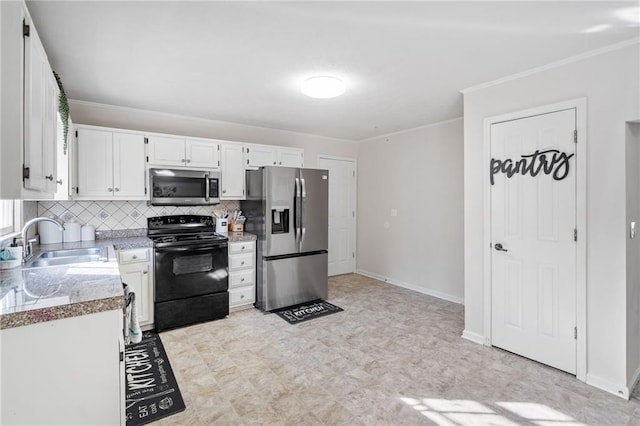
[76, 187, 79, 194]
[23, 20, 30, 37]
[144, 137, 148, 144]
[22, 165, 30, 180]
[75, 130, 78, 138]
[119, 351, 124, 362]
[218, 160, 220, 167]
[574, 228, 577, 242]
[352, 252, 355, 258]
[146, 156, 149, 163]
[574, 326, 577, 340]
[574, 130, 577, 144]
[144, 187, 147, 195]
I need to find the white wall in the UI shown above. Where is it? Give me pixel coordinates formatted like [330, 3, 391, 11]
[463, 43, 640, 396]
[626, 122, 640, 387]
[357, 118, 464, 303]
[68, 100, 358, 169]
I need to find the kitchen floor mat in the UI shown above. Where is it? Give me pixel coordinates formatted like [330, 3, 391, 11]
[125, 331, 185, 426]
[272, 299, 343, 324]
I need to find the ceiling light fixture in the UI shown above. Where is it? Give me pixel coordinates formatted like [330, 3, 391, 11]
[301, 76, 345, 99]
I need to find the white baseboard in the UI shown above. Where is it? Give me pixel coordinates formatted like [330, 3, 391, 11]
[586, 373, 629, 399]
[356, 269, 464, 304]
[627, 363, 640, 398]
[461, 329, 485, 345]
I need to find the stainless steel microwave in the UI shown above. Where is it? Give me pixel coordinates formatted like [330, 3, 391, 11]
[149, 169, 220, 206]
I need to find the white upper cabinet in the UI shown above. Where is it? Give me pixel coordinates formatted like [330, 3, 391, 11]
[76, 127, 146, 199]
[147, 135, 219, 169]
[246, 145, 277, 168]
[277, 148, 304, 168]
[185, 139, 220, 169]
[23, 19, 58, 195]
[246, 144, 304, 168]
[220, 144, 246, 200]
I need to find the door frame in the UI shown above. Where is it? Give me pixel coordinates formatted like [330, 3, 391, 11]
[482, 98, 587, 382]
[317, 154, 357, 275]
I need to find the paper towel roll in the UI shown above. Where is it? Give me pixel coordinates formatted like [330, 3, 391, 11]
[40, 221, 63, 244]
[81, 225, 95, 241]
[63, 222, 82, 243]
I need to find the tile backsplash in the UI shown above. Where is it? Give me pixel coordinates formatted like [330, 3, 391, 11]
[37, 200, 240, 231]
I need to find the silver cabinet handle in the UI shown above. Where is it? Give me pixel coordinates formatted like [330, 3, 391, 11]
[181, 159, 186, 163]
[45, 174, 54, 181]
[56, 179, 63, 185]
[241, 261, 245, 265]
[132, 255, 138, 259]
[186, 159, 191, 163]
[114, 188, 120, 192]
[222, 189, 226, 194]
[240, 294, 245, 299]
[108, 188, 113, 192]
[241, 245, 245, 250]
[494, 243, 508, 252]
[241, 277, 245, 282]
[143, 270, 148, 274]
[273, 161, 276, 165]
[279, 161, 282, 165]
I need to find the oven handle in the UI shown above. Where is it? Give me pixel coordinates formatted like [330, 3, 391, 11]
[154, 243, 228, 253]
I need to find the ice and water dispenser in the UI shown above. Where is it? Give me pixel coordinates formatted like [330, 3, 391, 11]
[271, 206, 289, 234]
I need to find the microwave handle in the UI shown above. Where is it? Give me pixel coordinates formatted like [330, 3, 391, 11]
[205, 172, 210, 202]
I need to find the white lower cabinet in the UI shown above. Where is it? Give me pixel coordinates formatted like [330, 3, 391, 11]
[228, 240, 256, 310]
[0, 310, 125, 425]
[118, 248, 154, 329]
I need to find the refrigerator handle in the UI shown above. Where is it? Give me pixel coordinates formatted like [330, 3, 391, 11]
[295, 177, 301, 243]
[300, 178, 306, 245]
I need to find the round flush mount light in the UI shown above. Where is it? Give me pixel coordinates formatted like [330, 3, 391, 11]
[301, 76, 346, 99]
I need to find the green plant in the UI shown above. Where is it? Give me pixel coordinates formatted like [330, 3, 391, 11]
[53, 71, 69, 154]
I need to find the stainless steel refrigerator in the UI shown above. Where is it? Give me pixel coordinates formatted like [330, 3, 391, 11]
[242, 167, 328, 311]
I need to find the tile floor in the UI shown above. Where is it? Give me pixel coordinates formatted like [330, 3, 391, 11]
[157, 274, 640, 425]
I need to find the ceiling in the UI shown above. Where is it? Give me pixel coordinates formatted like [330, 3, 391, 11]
[26, 1, 639, 141]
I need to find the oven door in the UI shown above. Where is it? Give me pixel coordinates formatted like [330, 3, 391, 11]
[154, 242, 228, 302]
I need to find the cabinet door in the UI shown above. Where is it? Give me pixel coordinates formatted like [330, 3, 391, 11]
[277, 148, 304, 168]
[120, 262, 152, 327]
[43, 70, 59, 194]
[147, 135, 185, 167]
[77, 128, 113, 198]
[23, 24, 51, 193]
[220, 144, 246, 199]
[113, 132, 146, 198]
[186, 139, 219, 169]
[247, 145, 277, 168]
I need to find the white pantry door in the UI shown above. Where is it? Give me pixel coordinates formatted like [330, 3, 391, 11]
[491, 108, 577, 374]
[318, 157, 356, 276]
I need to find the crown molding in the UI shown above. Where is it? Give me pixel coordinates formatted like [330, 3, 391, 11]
[461, 37, 640, 94]
[358, 116, 463, 143]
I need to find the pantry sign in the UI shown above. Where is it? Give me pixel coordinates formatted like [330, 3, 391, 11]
[490, 149, 574, 185]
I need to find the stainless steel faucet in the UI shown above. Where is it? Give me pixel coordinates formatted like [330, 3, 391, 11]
[20, 217, 65, 261]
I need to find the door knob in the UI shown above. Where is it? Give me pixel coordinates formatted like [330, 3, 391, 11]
[45, 174, 54, 181]
[56, 179, 63, 185]
[494, 243, 508, 252]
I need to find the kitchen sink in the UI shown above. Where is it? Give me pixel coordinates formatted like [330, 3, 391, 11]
[23, 255, 104, 269]
[37, 248, 103, 258]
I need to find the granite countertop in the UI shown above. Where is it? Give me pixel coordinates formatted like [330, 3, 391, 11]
[227, 232, 257, 243]
[0, 234, 153, 330]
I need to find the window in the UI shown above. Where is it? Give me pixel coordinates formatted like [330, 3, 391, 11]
[0, 200, 21, 239]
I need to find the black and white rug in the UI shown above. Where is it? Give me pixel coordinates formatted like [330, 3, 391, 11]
[125, 331, 185, 426]
[273, 300, 343, 324]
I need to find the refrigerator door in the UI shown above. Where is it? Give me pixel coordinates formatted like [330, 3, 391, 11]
[299, 168, 329, 253]
[264, 167, 298, 257]
[261, 252, 328, 311]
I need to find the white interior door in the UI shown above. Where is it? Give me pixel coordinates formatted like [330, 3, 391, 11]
[491, 108, 577, 374]
[318, 156, 356, 276]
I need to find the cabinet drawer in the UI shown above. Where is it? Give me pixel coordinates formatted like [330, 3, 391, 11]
[229, 286, 255, 306]
[229, 270, 254, 289]
[229, 253, 254, 270]
[229, 241, 255, 254]
[118, 248, 149, 264]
